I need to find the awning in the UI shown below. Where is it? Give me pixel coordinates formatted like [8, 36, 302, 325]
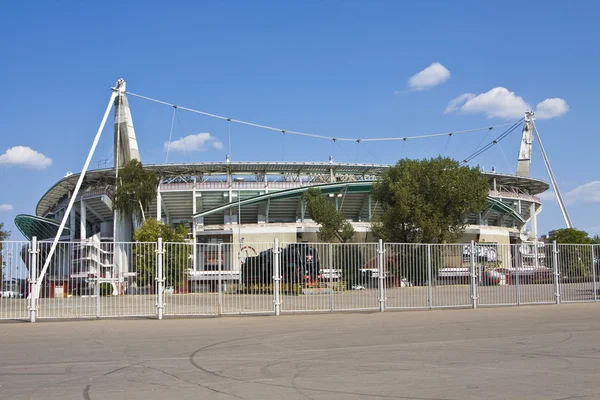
[14, 214, 71, 241]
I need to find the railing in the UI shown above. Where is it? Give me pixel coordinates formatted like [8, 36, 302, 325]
[1, 239, 598, 322]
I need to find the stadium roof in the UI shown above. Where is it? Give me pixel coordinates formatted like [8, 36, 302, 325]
[14, 214, 71, 241]
[35, 162, 549, 217]
[192, 181, 526, 225]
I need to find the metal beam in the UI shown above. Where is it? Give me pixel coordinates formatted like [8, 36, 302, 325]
[34, 88, 117, 310]
[532, 120, 573, 228]
[83, 201, 107, 222]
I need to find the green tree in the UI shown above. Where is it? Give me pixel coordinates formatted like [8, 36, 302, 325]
[113, 160, 160, 221]
[132, 218, 190, 289]
[372, 156, 489, 244]
[591, 235, 600, 245]
[548, 228, 592, 244]
[547, 228, 594, 280]
[303, 188, 355, 243]
[0, 223, 9, 289]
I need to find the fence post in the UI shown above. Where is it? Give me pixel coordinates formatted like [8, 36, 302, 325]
[329, 243, 334, 312]
[470, 240, 477, 309]
[273, 238, 281, 316]
[553, 241, 561, 305]
[95, 241, 101, 318]
[427, 244, 433, 309]
[515, 244, 521, 306]
[29, 236, 39, 323]
[378, 239, 385, 312]
[156, 237, 164, 320]
[592, 245, 597, 302]
[218, 243, 223, 315]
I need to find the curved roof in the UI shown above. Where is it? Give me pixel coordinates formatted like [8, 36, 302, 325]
[481, 172, 549, 195]
[35, 162, 549, 217]
[14, 214, 71, 241]
[192, 181, 526, 225]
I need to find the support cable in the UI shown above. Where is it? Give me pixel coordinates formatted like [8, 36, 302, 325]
[165, 106, 177, 163]
[462, 119, 524, 164]
[227, 118, 231, 160]
[360, 141, 382, 164]
[174, 108, 191, 162]
[489, 127, 513, 173]
[125, 90, 520, 143]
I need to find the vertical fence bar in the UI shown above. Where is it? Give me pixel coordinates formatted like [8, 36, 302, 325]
[553, 241, 560, 305]
[593, 245, 598, 302]
[273, 238, 281, 316]
[377, 239, 385, 312]
[29, 236, 38, 323]
[427, 244, 433, 309]
[218, 243, 222, 315]
[470, 240, 477, 309]
[329, 242, 334, 312]
[156, 238, 164, 320]
[95, 241, 100, 318]
[515, 244, 521, 306]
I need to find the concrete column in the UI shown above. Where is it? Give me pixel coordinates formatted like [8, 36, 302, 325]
[530, 203, 538, 240]
[80, 200, 87, 241]
[70, 207, 76, 241]
[264, 173, 269, 193]
[192, 176, 197, 271]
[156, 184, 162, 223]
[228, 170, 233, 224]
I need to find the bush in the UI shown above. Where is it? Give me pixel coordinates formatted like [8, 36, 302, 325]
[99, 282, 113, 296]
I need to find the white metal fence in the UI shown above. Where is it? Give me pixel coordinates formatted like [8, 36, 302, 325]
[1, 238, 598, 322]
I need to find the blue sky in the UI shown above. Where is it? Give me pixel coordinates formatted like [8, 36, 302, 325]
[1, 0, 599, 240]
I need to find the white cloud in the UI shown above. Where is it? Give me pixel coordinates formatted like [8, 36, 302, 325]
[0, 204, 13, 212]
[537, 191, 556, 202]
[407, 62, 451, 91]
[164, 133, 224, 153]
[0, 146, 52, 169]
[535, 98, 569, 120]
[565, 181, 600, 203]
[445, 87, 569, 120]
[444, 93, 475, 113]
[538, 182, 600, 204]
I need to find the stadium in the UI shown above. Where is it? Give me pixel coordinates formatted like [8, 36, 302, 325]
[13, 79, 549, 296]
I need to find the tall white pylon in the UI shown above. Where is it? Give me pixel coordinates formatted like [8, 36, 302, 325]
[531, 115, 573, 228]
[516, 111, 534, 177]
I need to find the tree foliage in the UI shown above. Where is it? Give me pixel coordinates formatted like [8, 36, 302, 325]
[0, 223, 9, 287]
[132, 218, 190, 289]
[372, 157, 489, 243]
[113, 160, 159, 221]
[547, 229, 596, 280]
[548, 228, 593, 244]
[303, 188, 354, 243]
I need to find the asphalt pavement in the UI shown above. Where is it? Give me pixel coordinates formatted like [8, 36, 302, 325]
[1, 303, 599, 400]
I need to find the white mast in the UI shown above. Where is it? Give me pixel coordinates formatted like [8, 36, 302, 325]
[531, 116, 573, 228]
[516, 111, 534, 177]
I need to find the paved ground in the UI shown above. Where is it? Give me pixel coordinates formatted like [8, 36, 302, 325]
[1, 303, 600, 400]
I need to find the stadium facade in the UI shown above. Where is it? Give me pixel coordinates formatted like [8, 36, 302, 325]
[14, 80, 549, 292]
